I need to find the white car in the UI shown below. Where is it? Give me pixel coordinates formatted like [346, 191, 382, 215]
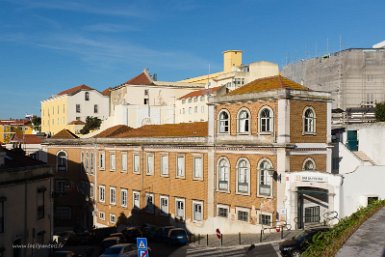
[99, 243, 137, 257]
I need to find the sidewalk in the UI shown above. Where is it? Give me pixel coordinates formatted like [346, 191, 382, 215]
[190, 229, 303, 248]
[336, 206, 385, 257]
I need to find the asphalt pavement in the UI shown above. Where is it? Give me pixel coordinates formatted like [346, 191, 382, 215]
[335, 206, 385, 257]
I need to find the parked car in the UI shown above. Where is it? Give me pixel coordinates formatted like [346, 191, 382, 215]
[109, 233, 127, 243]
[99, 243, 137, 257]
[167, 228, 189, 245]
[121, 227, 143, 243]
[100, 236, 124, 254]
[279, 226, 330, 257]
[154, 226, 175, 242]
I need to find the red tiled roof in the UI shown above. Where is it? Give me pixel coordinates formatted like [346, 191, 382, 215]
[125, 71, 153, 85]
[10, 134, 43, 144]
[57, 84, 94, 96]
[51, 129, 79, 139]
[68, 120, 86, 125]
[101, 87, 112, 96]
[116, 122, 208, 138]
[179, 86, 223, 100]
[227, 75, 309, 96]
[94, 125, 133, 138]
[0, 119, 31, 126]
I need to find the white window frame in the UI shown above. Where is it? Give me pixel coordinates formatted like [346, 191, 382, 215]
[236, 207, 250, 222]
[99, 151, 105, 170]
[146, 153, 154, 175]
[218, 110, 230, 134]
[57, 151, 68, 172]
[303, 158, 316, 171]
[121, 152, 128, 172]
[303, 107, 316, 134]
[160, 154, 169, 177]
[110, 213, 116, 224]
[175, 198, 185, 220]
[192, 200, 203, 222]
[110, 187, 116, 205]
[133, 191, 140, 209]
[259, 107, 273, 134]
[217, 158, 230, 192]
[237, 109, 250, 134]
[99, 211, 105, 220]
[160, 195, 169, 216]
[90, 183, 94, 199]
[236, 158, 250, 195]
[258, 159, 273, 197]
[193, 155, 203, 180]
[99, 185, 105, 203]
[121, 188, 128, 208]
[110, 152, 116, 171]
[133, 153, 140, 174]
[176, 154, 185, 178]
[217, 204, 229, 218]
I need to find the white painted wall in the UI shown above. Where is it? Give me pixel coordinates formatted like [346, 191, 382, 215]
[338, 143, 363, 174]
[356, 123, 385, 165]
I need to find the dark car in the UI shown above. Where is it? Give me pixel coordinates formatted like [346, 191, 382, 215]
[100, 236, 124, 254]
[99, 243, 137, 257]
[167, 228, 189, 245]
[154, 226, 175, 242]
[279, 226, 329, 257]
[109, 233, 127, 243]
[121, 227, 143, 243]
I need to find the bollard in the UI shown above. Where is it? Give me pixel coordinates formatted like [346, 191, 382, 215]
[198, 234, 201, 245]
[260, 230, 263, 242]
[220, 234, 223, 247]
[281, 226, 284, 239]
[206, 234, 209, 246]
[239, 232, 241, 245]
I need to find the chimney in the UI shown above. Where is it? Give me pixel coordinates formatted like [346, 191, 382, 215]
[223, 50, 243, 72]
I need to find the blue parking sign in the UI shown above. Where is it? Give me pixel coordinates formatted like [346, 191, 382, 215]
[137, 237, 149, 257]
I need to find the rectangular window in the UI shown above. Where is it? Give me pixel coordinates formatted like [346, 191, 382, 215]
[121, 152, 128, 172]
[110, 213, 116, 224]
[110, 152, 116, 171]
[90, 183, 94, 199]
[145, 193, 154, 214]
[90, 153, 94, 174]
[146, 153, 154, 175]
[236, 208, 249, 222]
[37, 187, 46, 220]
[99, 185, 105, 203]
[133, 153, 140, 173]
[94, 104, 98, 114]
[193, 156, 203, 179]
[259, 214, 272, 226]
[0, 199, 4, 233]
[217, 205, 229, 218]
[176, 155, 185, 178]
[160, 196, 169, 216]
[133, 191, 140, 209]
[161, 154, 169, 176]
[110, 187, 116, 205]
[144, 98, 149, 105]
[305, 206, 320, 223]
[121, 189, 128, 207]
[193, 201, 203, 222]
[175, 198, 185, 220]
[76, 104, 81, 113]
[99, 151, 105, 170]
[55, 179, 69, 193]
[99, 211, 105, 220]
[85, 92, 89, 101]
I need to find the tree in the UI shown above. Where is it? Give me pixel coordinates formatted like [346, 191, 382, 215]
[80, 116, 102, 134]
[375, 102, 385, 122]
[32, 116, 41, 132]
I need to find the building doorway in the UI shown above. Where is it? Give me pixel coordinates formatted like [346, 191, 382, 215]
[297, 187, 328, 229]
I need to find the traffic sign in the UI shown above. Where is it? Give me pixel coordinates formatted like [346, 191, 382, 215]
[216, 228, 222, 239]
[137, 237, 149, 257]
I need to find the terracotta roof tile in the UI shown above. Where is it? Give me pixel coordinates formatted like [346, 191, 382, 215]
[117, 122, 208, 138]
[10, 134, 43, 144]
[227, 75, 309, 96]
[57, 84, 94, 96]
[125, 71, 153, 85]
[68, 120, 86, 125]
[94, 125, 134, 138]
[0, 119, 31, 126]
[101, 87, 112, 96]
[179, 86, 223, 100]
[51, 129, 79, 139]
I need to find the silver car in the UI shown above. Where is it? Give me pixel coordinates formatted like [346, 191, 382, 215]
[99, 243, 137, 257]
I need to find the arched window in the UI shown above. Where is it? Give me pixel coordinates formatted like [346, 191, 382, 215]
[303, 107, 316, 133]
[258, 160, 272, 196]
[218, 111, 229, 133]
[259, 107, 273, 133]
[217, 158, 230, 191]
[237, 159, 250, 194]
[238, 109, 250, 134]
[57, 151, 67, 172]
[303, 158, 316, 171]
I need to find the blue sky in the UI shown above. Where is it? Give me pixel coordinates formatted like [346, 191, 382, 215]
[1, 0, 385, 119]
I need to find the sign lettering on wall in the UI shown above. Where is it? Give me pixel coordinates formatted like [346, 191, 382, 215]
[299, 175, 328, 183]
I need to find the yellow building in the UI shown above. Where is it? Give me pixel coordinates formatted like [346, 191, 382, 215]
[41, 85, 110, 136]
[0, 119, 33, 144]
